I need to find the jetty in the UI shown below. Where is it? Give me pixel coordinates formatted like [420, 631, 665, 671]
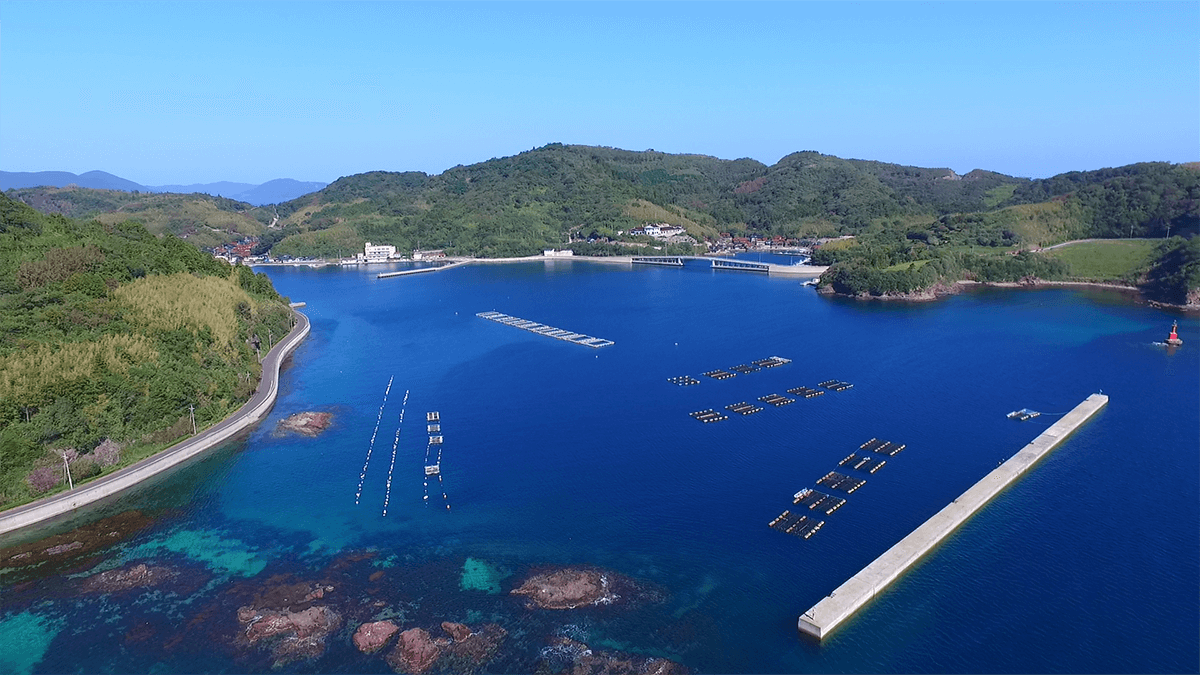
[798, 393, 1109, 640]
[377, 260, 470, 278]
[630, 255, 825, 277]
[476, 311, 614, 348]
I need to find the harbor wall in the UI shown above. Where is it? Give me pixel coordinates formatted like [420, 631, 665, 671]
[797, 393, 1109, 640]
[0, 310, 311, 537]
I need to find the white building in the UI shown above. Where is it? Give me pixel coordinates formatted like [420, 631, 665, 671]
[543, 249, 574, 257]
[364, 242, 396, 262]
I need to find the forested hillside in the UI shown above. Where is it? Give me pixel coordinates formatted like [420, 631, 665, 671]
[7, 146, 1197, 301]
[5, 186, 273, 249]
[0, 194, 293, 509]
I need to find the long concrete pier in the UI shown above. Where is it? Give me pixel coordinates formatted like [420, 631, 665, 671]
[798, 393, 1109, 640]
[377, 260, 470, 278]
[0, 309, 311, 538]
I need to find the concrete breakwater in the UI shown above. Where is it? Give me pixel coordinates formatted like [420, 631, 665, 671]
[798, 393, 1109, 640]
[0, 309, 311, 537]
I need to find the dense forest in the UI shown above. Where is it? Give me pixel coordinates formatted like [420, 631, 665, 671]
[0, 194, 293, 509]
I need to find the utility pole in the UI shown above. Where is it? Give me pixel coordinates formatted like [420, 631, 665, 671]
[62, 451, 74, 490]
[190, 404, 197, 435]
[267, 329, 273, 352]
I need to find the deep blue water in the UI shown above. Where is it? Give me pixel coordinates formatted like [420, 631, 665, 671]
[2, 260, 1197, 673]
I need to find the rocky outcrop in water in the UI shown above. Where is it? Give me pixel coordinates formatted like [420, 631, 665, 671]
[512, 567, 662, 610]
[237, 605, 342, 667]
[353, 620, 399, 654]
[539, 637, 689, 675]
[234, 580, 341, 666]
[81, 563, 175, 593]
[383, 622, 507, 674]
[276, 411, 333, 436]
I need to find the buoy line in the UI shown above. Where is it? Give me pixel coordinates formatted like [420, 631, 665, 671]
[382, 389, 409, 516]
[355, 376, 394, 505]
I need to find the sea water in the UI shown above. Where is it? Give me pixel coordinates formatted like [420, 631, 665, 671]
[1, 259, 1196, 673]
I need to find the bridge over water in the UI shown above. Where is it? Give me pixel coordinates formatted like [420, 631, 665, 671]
[631, 255, 825, 277]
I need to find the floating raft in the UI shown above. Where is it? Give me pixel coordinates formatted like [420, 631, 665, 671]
[726, 401, 764, 415]
[703, 369, 735, 380]
[754, 356, 791, 368]
[690, 409, 728, 423]
[818, 379, 854, 392]
[816, 471, 866, 493]
[860, 438, 906, 456]
[427, 424, 440, 433]
[730, 364, 760, 375]
[667, 375, 701, 386]
[787, 386, 825, 399]
[1007, 408, 1041, 421]
[793, 488, 846, 515]
[426, 412, 440, 422]
[769, 510, 824, 539]
[476, 311, 614, 348]
[758, 393, 794, 407]
[839, 453, 887, 474]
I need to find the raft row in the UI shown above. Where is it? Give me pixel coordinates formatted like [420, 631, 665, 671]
[818, 379, 854, 392]
[758, 393, 794, 407]
[690, 409, 729, 423]
[860, 438, 906, 456]
[816, 471, 866, 493]
[838, 453, 888, 474]
[786, 386, 825, 398]
[726, 401, 764, 415]
[476, 311, 614, 348]
[676, 357, 792, 385]
[768, 509, 825, 539]
[793, 488, 847, 515]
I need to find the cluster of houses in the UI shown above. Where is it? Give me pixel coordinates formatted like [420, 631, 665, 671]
[209, 236, 260, 264]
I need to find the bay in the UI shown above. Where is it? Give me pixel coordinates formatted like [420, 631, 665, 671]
[2, 259, 1196, 673]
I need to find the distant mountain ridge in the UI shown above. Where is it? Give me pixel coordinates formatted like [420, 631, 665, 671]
[0, 170, 326, 206]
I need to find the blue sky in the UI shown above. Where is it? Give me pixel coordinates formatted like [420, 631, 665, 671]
[2, 1, 1196, 184]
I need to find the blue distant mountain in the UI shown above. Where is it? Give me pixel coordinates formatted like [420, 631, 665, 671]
[0, 170, 326, 205]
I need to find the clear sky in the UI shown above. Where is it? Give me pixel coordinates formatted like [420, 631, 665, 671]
[1, 1, 1196, 185]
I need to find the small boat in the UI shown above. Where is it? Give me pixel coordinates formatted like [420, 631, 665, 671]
[1007, 408, 1040, 421]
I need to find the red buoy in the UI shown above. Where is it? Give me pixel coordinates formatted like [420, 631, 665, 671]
[1166, 321, 1183, 346]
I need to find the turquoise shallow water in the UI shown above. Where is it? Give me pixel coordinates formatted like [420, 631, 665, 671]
[2, 260, 1197, 673]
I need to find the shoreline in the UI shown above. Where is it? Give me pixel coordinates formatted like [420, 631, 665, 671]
[824, 278, 1199, 311]
[0, 308, 312, 537]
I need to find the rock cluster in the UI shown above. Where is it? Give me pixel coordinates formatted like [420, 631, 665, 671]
[353, 620, 399, 654]
[383, 621, 507, 674]
[235, 581, 341, 666]
[81, 563, 175, 593]
[276, 411, 333, 436]
[541, 637, 689, 675]
[510, 566, 659, 610]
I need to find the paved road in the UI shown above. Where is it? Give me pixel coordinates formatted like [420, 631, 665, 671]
[1038, 237, 1156, 251]
[0, 309, 311, 537]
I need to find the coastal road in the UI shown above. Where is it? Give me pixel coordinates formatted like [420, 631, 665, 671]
[1036, 237, 1156, 251]
[0, 309, 311, 538]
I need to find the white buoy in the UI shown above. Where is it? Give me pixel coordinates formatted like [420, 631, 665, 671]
[381, 389, 409, 516]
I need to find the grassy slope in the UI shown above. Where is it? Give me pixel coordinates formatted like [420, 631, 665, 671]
[1045, 239, 1160, 284]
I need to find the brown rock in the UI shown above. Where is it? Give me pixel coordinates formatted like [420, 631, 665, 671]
[511, 567, 621, 610]
[386, 628, 441, 674]
[277, 411, 333, 436]
[44, 541, 84, 556]
[353, 620, 399, 654]
[446, 623, 506, 666]
[81, 563, 175, 593]
[441, 621, 472, 641]
[237, 604, 342, 666]
[542, 637, 688, 675]
[369, 570, 386, 582]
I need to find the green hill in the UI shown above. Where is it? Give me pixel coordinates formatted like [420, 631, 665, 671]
[0, 194, 292, 510]
[4, 186, 272, 249]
